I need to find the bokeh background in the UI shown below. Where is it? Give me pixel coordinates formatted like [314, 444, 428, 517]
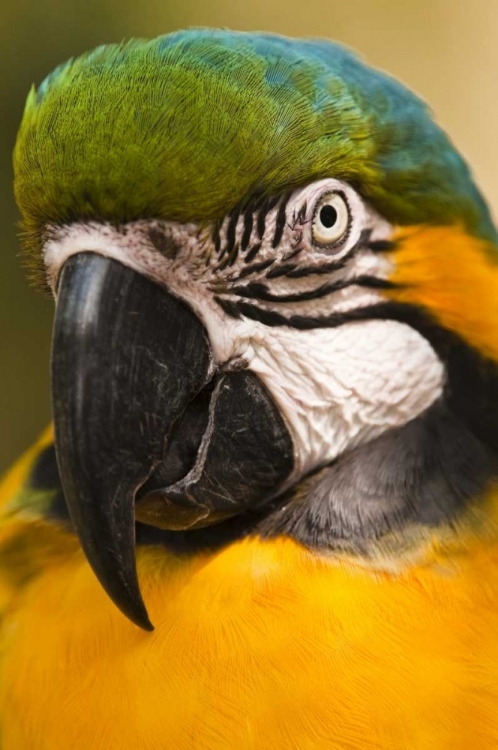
[2, 0, 498, 473]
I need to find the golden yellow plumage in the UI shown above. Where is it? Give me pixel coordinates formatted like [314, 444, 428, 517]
[1, 431, 498, 748]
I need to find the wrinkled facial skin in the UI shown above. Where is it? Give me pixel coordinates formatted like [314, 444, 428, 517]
[47, 178, 445, 629]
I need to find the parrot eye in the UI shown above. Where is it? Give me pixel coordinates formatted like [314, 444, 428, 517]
[311, 192, 351, 249]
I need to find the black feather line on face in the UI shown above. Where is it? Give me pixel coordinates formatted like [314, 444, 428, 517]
[368, 239, 398, 253]
[293, 201, 307, 227]
[272, 192, 292, 249]
[212, 221, 222, 253]
[256, 207, 266, 241]
[284, 258, 348, 278]
[236, 258, 275, 279]
[241, 209, 254, 251]
[244, 243, 262, 263]
[214, 296, 243, 319]
[227, 242, 240, 267]
[218, 206, 239, 262]
[266, 263, 299, 279]
[254, 194, 279, 242]
[226, 276, 396, 304]
[215, 289, 401, 328]
[281, 246, 304, 262]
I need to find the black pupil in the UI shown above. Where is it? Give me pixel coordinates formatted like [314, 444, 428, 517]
[319, 204, 338, 229]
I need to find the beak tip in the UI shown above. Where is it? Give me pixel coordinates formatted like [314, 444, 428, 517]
[131, 595, 155, 631]
[137, 615, 155, 633]
[108, 580, 155, 632]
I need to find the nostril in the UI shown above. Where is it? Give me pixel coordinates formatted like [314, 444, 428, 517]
[147, 226, 181, 259]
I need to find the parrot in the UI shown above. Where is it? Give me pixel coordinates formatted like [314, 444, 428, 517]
[0, 27, 498, 749]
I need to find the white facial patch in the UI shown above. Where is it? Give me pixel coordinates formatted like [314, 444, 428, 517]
[43, 178, 445, 486]
[237, 319, 444, 480]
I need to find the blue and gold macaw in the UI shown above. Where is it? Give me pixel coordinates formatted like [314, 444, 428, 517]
[1, 29, 497, 748]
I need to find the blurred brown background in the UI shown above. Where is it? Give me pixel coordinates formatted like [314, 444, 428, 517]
[1, 0, 497, 473]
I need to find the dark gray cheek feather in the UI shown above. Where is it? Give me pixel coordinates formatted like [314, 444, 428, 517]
[30, 301, 498, 556]
[258, 400, 496, 551]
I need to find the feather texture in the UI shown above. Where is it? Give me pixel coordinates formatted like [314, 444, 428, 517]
[14, 30, 496, 286]
[1, 437, 498, 748]
[6, 30, 498, 748]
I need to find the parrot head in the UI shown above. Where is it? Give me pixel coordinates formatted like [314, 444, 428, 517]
[13, 30, 498, 630]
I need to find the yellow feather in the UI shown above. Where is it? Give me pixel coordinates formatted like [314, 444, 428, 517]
[0, 443, 497, 748]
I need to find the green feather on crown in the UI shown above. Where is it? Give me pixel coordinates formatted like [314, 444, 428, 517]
[14, 28, 497, 282]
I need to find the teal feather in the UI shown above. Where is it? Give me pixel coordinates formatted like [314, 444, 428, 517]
[14, 29, 496, 284]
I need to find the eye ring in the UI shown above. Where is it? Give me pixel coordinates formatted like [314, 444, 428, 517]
[311, 191, 351, 249]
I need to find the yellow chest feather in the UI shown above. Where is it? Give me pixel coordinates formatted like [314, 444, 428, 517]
[1, 529, 498, 749]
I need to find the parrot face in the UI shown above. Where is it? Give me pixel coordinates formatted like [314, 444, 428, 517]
[13, 30, 498, 630]
[45, 177, 443, 477]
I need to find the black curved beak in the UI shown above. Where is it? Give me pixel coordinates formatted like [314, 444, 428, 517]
[52, 253, 213, 630]
[52, 253, 293, 630]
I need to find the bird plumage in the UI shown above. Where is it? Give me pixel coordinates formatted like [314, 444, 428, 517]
[1, 433, 498, 749]
[2, 27, 498, 748]
[14, 29, 496, 282]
